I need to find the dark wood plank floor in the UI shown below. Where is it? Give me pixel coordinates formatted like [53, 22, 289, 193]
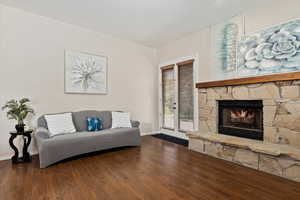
[0, 136, 300, 200]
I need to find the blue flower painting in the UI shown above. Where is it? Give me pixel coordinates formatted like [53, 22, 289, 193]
[238, 19, 300, 77]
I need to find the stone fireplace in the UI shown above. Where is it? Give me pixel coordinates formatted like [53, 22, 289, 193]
[197, 81, 300, 148]
[218, 100, 263, 141]
[187, 74, 300, 183]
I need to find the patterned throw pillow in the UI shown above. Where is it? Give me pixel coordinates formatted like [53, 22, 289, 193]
[87, 117, 103, 131]
[111, 112, 132, 128]
[45, 113, 76, 137]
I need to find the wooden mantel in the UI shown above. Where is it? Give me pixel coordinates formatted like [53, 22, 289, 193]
[196, 72, 300, 88]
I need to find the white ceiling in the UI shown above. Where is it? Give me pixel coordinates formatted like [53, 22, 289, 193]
[0, 0, 263, 48]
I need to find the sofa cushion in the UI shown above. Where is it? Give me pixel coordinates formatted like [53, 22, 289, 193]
[44, 113, 76, 137]
[45, 128, 140, 144]
[72, 110, 112, 131]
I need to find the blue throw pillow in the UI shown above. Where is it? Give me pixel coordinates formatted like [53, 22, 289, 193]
[87, 117, 103, 131]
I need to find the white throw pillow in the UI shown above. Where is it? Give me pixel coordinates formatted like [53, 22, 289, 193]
[44, 113, 76, 137]
[111, 112, 132, 128]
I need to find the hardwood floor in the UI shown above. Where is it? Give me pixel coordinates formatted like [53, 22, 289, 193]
[0, 136, 300, 200]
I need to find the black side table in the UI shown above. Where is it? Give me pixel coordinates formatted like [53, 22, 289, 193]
[9, 130, 33, 164]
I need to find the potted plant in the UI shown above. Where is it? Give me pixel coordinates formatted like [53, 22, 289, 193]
[2, 98, 34, 132]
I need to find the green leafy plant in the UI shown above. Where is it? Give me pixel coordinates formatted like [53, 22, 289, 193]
[2, 98, 34, 125]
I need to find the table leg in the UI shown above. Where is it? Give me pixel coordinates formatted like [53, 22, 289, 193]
[9, 134, 19, 164]
[22, 133, 31, 162]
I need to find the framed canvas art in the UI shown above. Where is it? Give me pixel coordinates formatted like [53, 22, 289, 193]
[211, 15, 244, 74]
[65, 51, 107, 94]
[238, 18, 300, 77]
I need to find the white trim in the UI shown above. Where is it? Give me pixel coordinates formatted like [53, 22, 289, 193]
[0, 155, 11, 161]
[0, 151, 38, 161]
[141, 132, 159, 136]
[193, 54, 200, 131]
[159, 55, 197, 68]
[158, 64, 163, 129]
[174, 63, 179, 131]
[160, 129, 189, 140]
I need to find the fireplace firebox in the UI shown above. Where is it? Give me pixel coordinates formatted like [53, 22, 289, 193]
[218, 100, 263, 141]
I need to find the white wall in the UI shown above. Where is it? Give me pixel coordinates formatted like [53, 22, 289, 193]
[0, 5, 158, 159]
[158, 0, 300, 82]
[2, 1, 299, 160]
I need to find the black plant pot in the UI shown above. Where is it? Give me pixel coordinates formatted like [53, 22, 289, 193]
[15, 124, 25, 133]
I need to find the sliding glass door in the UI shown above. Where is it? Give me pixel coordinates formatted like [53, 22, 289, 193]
[160, 58, 197, 137]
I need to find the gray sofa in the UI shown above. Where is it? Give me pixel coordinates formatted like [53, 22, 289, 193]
[35, 110, 141, 168]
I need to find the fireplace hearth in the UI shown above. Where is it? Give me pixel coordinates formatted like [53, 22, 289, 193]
[218, 100, 263, 141]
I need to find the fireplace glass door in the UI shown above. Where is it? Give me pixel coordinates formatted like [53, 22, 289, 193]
[218, 100, 263, 140]
[222, 108, 261, 130]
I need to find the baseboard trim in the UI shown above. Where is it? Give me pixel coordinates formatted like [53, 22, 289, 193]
[0, 155, 11, 161]
[141, 132, 159, 136]
[0, 151, 38, 162]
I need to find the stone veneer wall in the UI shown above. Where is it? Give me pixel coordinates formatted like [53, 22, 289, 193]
[189, 138, 300, 182]
[191, 80, 300, 182]
[198, 80, 300, 148]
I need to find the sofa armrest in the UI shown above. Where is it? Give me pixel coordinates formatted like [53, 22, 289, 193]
[35, 127, 50, 139]
[131, 120, 140, 128]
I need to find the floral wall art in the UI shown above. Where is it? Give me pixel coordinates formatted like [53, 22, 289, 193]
[65, 51, 107, 94]
[238, 18, 300, 77]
